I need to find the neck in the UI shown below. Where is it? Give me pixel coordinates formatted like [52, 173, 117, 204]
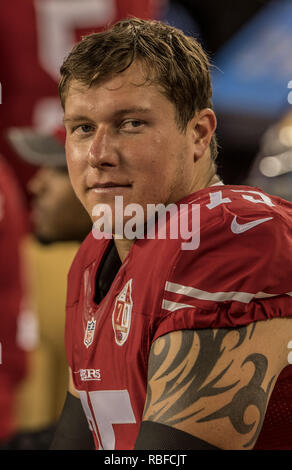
[114, 237, 134, 263]
[189, 150, 220, 193]
[206, 173, 221, 187]
[113, 154, 220, 262]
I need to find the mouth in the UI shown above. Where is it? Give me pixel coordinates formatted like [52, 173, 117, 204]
[88, 182, 132, 192]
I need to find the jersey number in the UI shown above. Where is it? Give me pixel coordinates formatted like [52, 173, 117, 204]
[206, 189, 275, 210]
[79, 389, 136, 450]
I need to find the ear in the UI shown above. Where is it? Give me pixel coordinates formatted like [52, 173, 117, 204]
[189, 108, 217, 160]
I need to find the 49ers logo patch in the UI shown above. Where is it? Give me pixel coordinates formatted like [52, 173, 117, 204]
[112, 279, 133, 346]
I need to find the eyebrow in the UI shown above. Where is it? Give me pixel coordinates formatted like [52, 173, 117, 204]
[63, 107, 152, 123]
[63, 115, 91, 124]
[112, 107, 152, 117]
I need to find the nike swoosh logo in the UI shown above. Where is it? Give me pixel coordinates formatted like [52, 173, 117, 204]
[231, 216, 273, 234]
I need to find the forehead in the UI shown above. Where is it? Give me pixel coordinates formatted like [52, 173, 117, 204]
[64, 62, 174, 118]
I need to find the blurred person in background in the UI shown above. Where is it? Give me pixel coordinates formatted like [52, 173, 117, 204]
[245, 110, 292, 203]
[0, 155, 31, 449]
[5, 127, 92, 449]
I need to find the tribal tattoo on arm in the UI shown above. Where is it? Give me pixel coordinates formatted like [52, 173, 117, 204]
[143, 324, 278, 449]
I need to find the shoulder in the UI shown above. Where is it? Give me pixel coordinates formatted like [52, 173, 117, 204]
[188, 184, 292, 237]
[155, 185, 292, 331]
[140, 183, 292, 296]
[174, 184, 292, 273]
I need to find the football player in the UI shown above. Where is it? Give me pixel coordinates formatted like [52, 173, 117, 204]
[51, 18, 292, 450]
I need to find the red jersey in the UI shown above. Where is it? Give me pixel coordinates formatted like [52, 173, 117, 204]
[0, 156, 28, 441]
[65, 185, 292, 450]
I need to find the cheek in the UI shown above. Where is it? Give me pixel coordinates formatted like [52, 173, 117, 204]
[66, 139, 85, 168]
[65, 161, 90, 216]
[134, 137, 183, 194]
[132, 135, 168, 177]
[66, 148, 85, 195]
[66, 162, 78, 190]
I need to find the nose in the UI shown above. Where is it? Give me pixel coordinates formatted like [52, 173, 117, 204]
[88, 127, 118, 169]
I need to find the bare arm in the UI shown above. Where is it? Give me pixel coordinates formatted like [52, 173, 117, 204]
[140, 319, 291, 449]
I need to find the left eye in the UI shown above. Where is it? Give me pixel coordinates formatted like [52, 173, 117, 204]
[121, 120, 143, 130]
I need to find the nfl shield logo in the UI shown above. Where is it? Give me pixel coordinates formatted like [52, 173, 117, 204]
[112, 279, 133, 346]
[84, 319, 96, 348]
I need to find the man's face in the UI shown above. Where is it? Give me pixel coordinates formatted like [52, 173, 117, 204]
[28, 167, 91, 243]
[64, 62, 198, 232]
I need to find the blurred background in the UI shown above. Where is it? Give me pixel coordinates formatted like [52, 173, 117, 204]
[0, 0, 292, 450]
